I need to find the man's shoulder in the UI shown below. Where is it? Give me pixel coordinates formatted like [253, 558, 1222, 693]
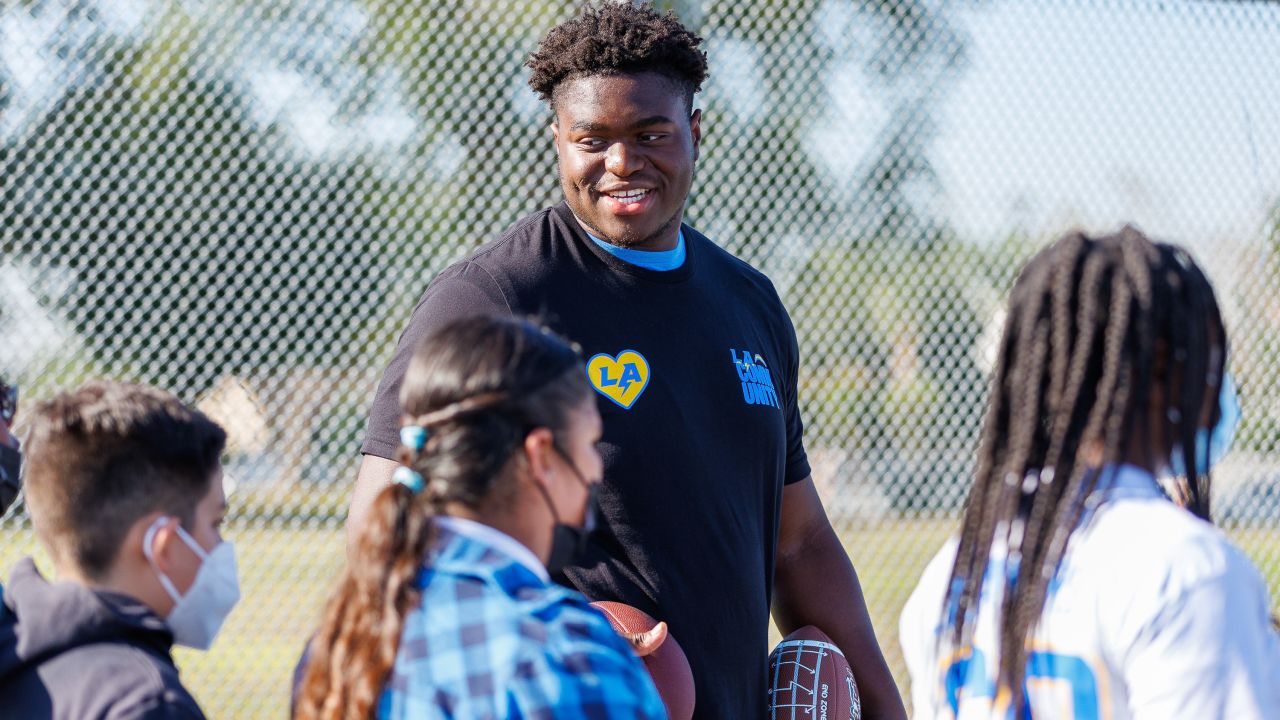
[685, 225, 771, 279]
[421, 205, 584, 306]
[444, 206, 567, 274]
[684, 225, 789, 306]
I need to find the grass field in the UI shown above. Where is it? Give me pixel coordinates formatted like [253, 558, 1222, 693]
[2, 519, 1276, 718]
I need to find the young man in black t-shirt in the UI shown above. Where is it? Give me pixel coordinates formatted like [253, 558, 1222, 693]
[349, 4, 907, 718]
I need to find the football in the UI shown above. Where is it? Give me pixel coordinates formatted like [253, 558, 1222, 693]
[767, 626, 861, 720]
[590, 601, 696, 720]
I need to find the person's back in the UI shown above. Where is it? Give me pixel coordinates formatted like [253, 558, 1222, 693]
[0, 381, 237, 720]
[296, 316, 665, 719]
[382, 518, 661, 718]
[899, 228, 1280, 720]
[903, 465, 1280, 719]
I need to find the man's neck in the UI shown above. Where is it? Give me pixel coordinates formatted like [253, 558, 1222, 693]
[571, 212, 682, 252]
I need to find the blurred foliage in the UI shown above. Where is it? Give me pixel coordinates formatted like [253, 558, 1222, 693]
[3, 2, 1278, 714]
[1, 0, 989, 512]
[1, 0, 1275, 517]
[1232, 201, 1280, 456]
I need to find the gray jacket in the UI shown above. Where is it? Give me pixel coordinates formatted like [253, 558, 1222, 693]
[0, 558, 205, 719]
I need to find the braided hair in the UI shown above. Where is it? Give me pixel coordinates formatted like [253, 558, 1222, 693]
[942, 227, 1228, 711]
[295, 315, 589, 720]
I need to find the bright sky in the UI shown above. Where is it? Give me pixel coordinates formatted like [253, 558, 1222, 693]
[935, 1, 1280, 246]
[5, 0, 1277, 251]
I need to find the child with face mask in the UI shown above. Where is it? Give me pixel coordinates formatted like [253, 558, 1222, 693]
[900, 228, 1280, 719]
[0, 381, 237, 719]
[294, 315, 666, 720]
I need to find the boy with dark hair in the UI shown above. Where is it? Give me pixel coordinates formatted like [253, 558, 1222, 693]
[350, 3, 906, 717]
[0, 381, 239, 719]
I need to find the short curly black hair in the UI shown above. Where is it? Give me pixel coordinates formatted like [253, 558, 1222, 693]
[527, 2, 708, 112]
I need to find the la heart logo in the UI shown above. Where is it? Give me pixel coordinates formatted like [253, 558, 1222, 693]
[586, 350, 650, 410]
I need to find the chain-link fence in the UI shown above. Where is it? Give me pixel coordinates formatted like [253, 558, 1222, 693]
[2, 0, 1278, 716]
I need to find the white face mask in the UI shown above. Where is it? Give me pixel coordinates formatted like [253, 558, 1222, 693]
[142, 516, 241, 650]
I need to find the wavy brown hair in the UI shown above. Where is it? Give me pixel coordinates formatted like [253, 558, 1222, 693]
[294, 315, 589, 719]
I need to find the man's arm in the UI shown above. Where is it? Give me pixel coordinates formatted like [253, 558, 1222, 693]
[346, 267, 513, 546]
[347, 454, 399, 549]
[772, 477, 907, 720]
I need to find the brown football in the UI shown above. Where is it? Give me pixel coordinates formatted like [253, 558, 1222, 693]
[590, 601, 696, 720]
[767, 626, 861, 720]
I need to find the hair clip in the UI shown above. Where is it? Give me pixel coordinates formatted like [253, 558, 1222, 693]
[392, 466, 425, 494]
[400, 425, 428, 451]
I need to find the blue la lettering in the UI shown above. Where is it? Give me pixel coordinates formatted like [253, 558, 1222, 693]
[731, 349, 752, 381]
[751, 365, 773, 386]
[600, 363, 642, 391]
[732, 347, 780, 409]
[742, 381, 780, 408]
[618, 363, 642, 391]
[597, 366, 619, 387]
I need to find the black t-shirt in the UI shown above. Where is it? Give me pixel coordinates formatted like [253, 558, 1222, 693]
[363, 202, 811, 719]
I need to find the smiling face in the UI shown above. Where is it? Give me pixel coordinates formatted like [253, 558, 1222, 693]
[551, 72, 701, 250]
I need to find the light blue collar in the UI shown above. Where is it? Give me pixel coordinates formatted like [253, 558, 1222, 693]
[434, 515, 549, 583]
[587, 230, 686, 271]
[1093, 464, 1162, 496]
[1079, 464, 1167, 519]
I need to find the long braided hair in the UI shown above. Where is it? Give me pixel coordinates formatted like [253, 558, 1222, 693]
[295, 315, 589, 720]
[942, 227, 1228, 710]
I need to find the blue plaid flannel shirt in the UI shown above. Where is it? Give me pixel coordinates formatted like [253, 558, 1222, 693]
[378, 523, 668, 719]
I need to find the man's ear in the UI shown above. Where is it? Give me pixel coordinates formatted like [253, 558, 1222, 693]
[689, 108, 702, 161]
[550, 119, 561, 155]
[523, 427, 556, 489]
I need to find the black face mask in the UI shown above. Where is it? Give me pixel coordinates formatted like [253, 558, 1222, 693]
[541, 444, 601, 578]
[545, 482, 600, 578]
[0, 443, 21, 517]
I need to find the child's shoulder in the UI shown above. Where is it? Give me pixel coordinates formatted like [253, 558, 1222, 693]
[1083, 495, 1249, 594]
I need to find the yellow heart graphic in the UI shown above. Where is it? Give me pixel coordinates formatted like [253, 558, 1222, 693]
[586, 350, 650, 410]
